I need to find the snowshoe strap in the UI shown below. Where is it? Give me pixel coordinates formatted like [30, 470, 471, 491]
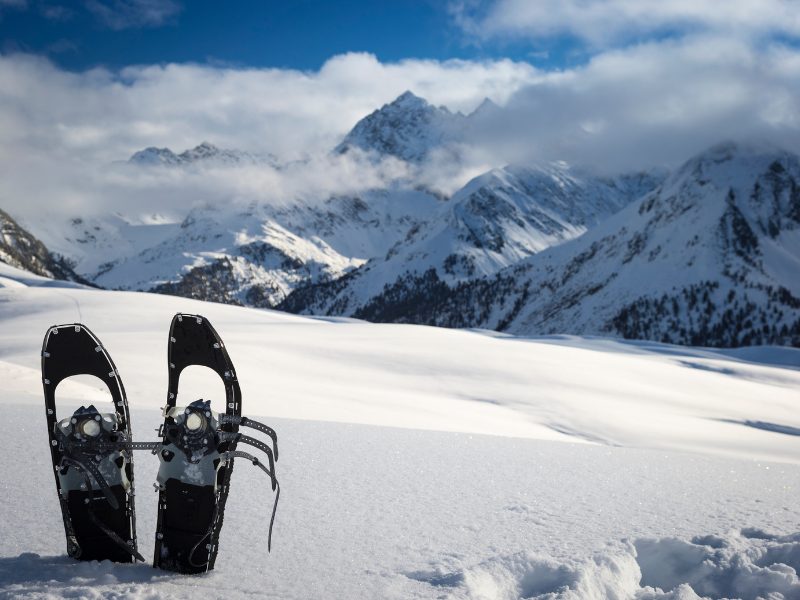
[72, 456, 120, 510]
[95, 440, 162, 455]
[222, 450, 280, 552]
[219, 432, 276, 490]
[61, 457, 145, 562]
[124, 441, 163, 452]
[218, 415, 279, 460]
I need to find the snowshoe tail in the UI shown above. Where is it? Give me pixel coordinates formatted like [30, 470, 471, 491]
[42, 324, 141, 563]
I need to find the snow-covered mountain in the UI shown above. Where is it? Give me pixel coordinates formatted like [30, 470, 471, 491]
[15, 88, 799, 348]
[129, 141, 279, 167]
[0, 208, 88, 284]
[334, 91, 470, 162]
[279, 163, 662, 316]
[89, 189, 441, 307]
[48, 91, 662, 310]
[325, 142, 800, 347]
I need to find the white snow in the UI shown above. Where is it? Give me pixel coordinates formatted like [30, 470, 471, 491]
[0, 263, 799, 599]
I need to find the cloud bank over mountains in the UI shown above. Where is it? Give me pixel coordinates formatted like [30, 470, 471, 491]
[1, 0, 800, 220]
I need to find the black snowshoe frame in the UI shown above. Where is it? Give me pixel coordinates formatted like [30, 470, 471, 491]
[42, 324, 141, 563]
[154, 313, 279, 573]
[42, 315, 279, 574]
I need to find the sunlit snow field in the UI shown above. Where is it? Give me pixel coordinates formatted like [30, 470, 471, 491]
[0, 263, 798, 599]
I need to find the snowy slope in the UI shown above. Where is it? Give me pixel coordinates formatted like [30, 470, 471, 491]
[31, 213, 183, 279]
[280, 164, 661, 317]
[87, 188, 441, 306]
[2, 267, 800, 598]
[341, 142, 800, 347]
[0, 207, 88, 284]
[0, 267, 799, 599]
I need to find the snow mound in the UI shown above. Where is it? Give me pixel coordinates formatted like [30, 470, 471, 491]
[407, 551, 642, 600]
[0, 553, 170, 600]
[405, 529, 800, 599]
[7, 530, 798, 599]
[636, 529, 800, 600]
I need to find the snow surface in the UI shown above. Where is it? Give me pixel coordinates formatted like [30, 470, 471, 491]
[0, 263, 799, 599]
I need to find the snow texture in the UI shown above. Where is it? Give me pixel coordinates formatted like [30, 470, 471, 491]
[0, 264, 799, 598]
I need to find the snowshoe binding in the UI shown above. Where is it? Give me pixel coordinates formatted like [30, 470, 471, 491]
[42, 324, 143, 563]
[153, 313, 279, 574]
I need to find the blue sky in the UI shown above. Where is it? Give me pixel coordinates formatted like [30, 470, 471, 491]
[0, 0, 586, 71]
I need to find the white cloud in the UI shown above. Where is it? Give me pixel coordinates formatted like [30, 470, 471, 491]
[1, 38, 800, 224]
[0, 52, 537, 164]
[477, 34, 800, 171]
[453, 0, 800, 46]
[0, 52, 537, 221]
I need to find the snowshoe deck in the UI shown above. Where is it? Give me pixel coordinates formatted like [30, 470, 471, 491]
[42, 324, 140, 563]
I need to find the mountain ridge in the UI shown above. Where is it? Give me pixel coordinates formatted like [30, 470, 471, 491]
[129, 141, 279, 167]
[304, 142, 800, 347]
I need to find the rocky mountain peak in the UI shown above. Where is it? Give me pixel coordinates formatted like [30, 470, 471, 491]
[128, 146, 181, 166]
[391, 90, 431, 110]
[469, 97, 500, 118]
[180, 141, 220, 160]
[334, 91, 463, 162]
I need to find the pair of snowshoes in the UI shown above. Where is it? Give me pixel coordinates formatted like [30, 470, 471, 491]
[42, 313, 279, 574]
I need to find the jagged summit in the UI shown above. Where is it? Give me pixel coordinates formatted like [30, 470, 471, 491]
[391, 90, 431, 110]
[180, 141, 219, 160]
[334, 90, 464, 162]
[128, 142, 278, 167]
[469, 97, 500, 117]
[129, 146, 182, 166]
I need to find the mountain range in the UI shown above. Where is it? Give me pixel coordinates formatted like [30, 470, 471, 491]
[2, 92, 798, 347]
[129, 141, 279, 168]
[290, 142, 799, 347]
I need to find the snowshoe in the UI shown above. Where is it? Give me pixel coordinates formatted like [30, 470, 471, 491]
[153, 313, 279, 574]
[42, 324, 143, 563]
